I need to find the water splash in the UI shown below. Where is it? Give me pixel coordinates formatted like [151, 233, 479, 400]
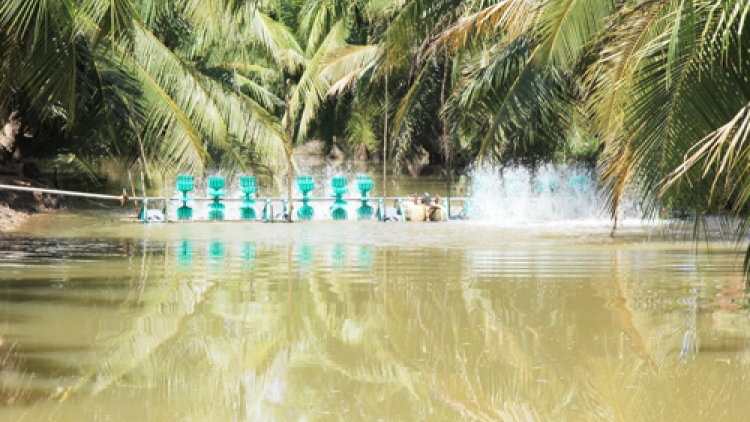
[467, 164, 640, 223]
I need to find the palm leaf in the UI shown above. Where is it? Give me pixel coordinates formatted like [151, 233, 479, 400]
[536, 0, 615, 68]
[247, 5, 306, 72]
[288, 20, 350, 144]
[440, 0, 537, 53]
[452, 39, 571, 164]
[81, 0, 140, 48]
[323, 44, 380, 97]
[389, 64, 431, 165]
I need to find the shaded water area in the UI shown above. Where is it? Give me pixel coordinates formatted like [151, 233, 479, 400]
[2, 170, 750, 421]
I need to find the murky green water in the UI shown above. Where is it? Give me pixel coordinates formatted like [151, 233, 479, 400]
[1, 214, 749, 421]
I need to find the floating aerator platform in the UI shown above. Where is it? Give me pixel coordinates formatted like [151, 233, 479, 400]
[152, 174, 472, 223]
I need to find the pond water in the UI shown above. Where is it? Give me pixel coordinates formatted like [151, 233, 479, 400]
[2, 170, 750, 421]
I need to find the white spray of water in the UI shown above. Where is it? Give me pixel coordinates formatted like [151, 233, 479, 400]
[467, 164, 641, 224]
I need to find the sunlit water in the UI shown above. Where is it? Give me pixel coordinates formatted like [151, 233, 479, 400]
[2, 167, 750, 421]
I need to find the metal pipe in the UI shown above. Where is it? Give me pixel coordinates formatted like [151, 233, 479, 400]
[0, 184, 145, 201]
[165, 196, 471, 202]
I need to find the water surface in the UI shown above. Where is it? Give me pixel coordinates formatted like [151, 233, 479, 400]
[1, 215, 748, 421]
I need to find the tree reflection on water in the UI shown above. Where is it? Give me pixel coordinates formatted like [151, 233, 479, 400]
[0, 236, 749, 421]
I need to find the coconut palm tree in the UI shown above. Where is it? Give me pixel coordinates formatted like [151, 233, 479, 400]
[587, 0, 750, 228]
[431, 0, 750, 234]
[0, 0, 300, 180]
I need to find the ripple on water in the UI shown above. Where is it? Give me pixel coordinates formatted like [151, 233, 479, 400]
[1, 217, 749, 421]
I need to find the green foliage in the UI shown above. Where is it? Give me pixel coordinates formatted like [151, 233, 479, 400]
[0, 0, 300, 178]
[5, 0, 750, 249]
[555, 132, 601, 166]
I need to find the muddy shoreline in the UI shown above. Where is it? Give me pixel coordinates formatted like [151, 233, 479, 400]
[0, 176, 66, 231]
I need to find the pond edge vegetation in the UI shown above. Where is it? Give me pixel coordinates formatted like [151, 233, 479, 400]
[1, 1, 750, 245]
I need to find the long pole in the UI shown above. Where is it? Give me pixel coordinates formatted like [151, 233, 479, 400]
[137, 159, 149, 220]
[138, 159, 147, 198]
[127, 169, 139, 212]
[0, 184, 142, 201]
[162, 171, 169, 220]
[447, 169, 451, 217]
[383, 66, 388, 200]
[441, 47, 451, 217]
[127, 108, 152, 182]
[285, 79, 294, 222]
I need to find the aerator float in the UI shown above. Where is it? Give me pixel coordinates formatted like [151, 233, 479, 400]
[123, 174, 476, 223]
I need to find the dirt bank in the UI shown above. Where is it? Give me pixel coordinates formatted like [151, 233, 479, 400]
[0, 175, 66, 231]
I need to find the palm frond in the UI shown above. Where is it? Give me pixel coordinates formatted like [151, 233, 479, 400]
[81, 0, 140, 48]
[389, 64, 431, 165]
[119, 21, 238, 171]
[247, 5, 306, 72]
[345, 107, 380, 152]
[299, 0, 348, 57]
[232, 71, 285, 110]
[662, 102, 750, 198]
[449, 37, 571, 164]
[536, 0, 615, 67]
[586, 0, 673, 138]
[595, 0, 737, 219]
[440, 0, 536, 53]
[0, 0, 72, 45]
[323, 44, 380, 96]
[288, 20, 350, 144]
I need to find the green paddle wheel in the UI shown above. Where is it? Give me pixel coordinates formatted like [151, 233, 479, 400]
[239, 176, 257, 220]
[176, 175, 194, 221]
[330, 176, 348, 221]
[297, 176, 315, 220]
[207, 176, 226, 220]
[356, 175, 374, 220]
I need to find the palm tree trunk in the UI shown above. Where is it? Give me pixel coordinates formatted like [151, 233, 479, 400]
[0, 110, 22, 164]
